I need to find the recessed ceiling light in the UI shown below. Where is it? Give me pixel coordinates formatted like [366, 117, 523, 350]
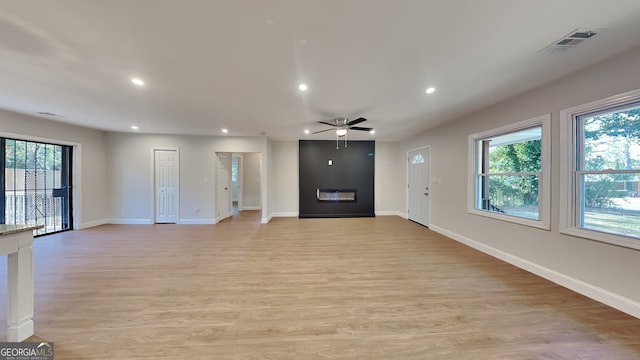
[304, 129, 310, 134]
[131, 78, 144, 86]
[298, 83, 308, 91]
[221, 128, 228, 134]
[265, 20, 274, 25]
[426, 87, 436, 94]
[369, 129, 376, 135]
[131, 125, 139, 130]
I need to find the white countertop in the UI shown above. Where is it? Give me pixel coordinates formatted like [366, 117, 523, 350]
[0, 224, 44, 236]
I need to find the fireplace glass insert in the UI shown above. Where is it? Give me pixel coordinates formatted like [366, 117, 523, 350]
[316, 189, 357, 202]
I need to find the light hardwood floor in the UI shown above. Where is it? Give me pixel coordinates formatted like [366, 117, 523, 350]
[1, 213, 639, 359]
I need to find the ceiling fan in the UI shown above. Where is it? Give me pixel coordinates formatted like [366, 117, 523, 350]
[312, 117, 373, 148]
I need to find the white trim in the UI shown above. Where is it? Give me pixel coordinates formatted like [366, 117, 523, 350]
[466, 208, 549, 230]
[560, 89, 640, 251]
[110, 218, 153, 225]
[467, 113, 551, 230]
[178, 219, 216, 225]
[74, 143, 82, 231]
[429, 224, 640, 319]
[214, 215, 231, 223]
[375, 211, 404, 217]
[271, 212, 298, 218]
[79, 219, 109, 229]
[0, 131, 82, 231]
[150, 147, 180, 224]
[241, 206, 262, 211]
[261, 216, 271, 224]
[0, 131, 79, 147]
[260, 152, 268, 225]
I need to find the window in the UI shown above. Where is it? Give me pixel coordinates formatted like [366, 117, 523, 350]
[560, 90, 640, 249]
[468, 114, 550, 229]
[411, 154, 424, 164]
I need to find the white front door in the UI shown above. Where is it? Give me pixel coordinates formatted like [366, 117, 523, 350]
[216, 152, 232, 221]
[155, 149, 178, 223]
[408, 147, 430, 227]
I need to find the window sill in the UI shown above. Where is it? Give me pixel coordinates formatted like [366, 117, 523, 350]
[468, 208, 550, 230]
[560, 227, 640, 251]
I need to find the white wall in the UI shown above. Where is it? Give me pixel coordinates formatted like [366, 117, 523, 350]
[242, 152, 262, 209]
[0, 110, 109, 228]
[400, 45, 640, 317]
[106, 133, 267, 224]
[266, 139, 276, 221]
[269, 141, 299, 217]
[375, 141, 404, 216]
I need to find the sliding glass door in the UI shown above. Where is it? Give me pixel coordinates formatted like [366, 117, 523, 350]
[1, 137, 73, 236]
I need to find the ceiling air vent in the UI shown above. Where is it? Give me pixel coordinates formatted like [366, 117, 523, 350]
[540, 28, 604, 53]
[36, 111, 64, 117]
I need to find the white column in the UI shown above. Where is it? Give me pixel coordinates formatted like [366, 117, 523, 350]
[6, 231, 35, 342]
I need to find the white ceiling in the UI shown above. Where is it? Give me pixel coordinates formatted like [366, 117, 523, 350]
[2, 1, 640, 141]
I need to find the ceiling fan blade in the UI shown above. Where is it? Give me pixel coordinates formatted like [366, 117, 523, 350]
[349, 126, 373, 131]
[347, 117, 367, 126]
[312, 128, 334, 134]
[318, 121, 338, 127]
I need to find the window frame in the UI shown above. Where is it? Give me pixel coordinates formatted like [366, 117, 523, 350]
[467, 114, 551, 230]
[560, 89, 640, 250]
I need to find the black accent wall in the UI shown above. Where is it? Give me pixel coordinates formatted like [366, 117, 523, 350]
[299, 140, 375, 218]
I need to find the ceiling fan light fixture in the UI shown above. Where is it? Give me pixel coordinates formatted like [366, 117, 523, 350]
[336, 128, 348, 137]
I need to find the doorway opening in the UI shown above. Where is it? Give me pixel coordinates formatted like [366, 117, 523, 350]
[232, 154, 241, 215]
[216, 152, 262, 223]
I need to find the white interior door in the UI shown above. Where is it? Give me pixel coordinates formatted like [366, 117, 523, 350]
[408, 147, 430, 227]
[155, 149, 178, 223]
[216, 152, 232, 221]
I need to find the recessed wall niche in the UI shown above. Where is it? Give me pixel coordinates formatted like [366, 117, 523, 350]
[298, 140, 375, 218]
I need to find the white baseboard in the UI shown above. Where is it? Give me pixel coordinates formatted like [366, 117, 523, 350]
[109, 218, 153, 225]
[178, 219, 216, 225]
[213, 215, 230, 224]
[261, 216, 271, 224]
[271, 212, 298, 218]
[429, 224, 640, 319]
[241, 206, 262, 211]
[375, 211, 404, 217]
[79, 219, 110, 229]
